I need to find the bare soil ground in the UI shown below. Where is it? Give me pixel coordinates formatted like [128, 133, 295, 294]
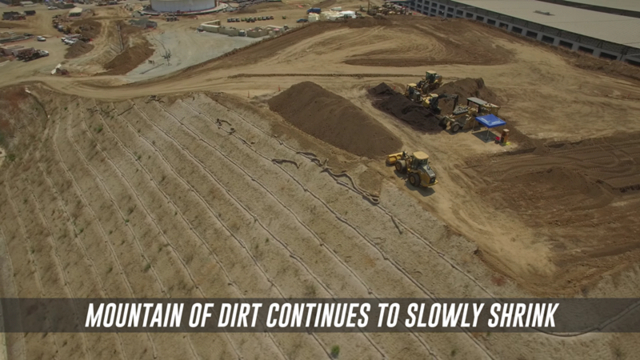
[2, 1, 640, 358]
[101, 22, 154, 75]
[2, 85, 639, 360]
[268, 81, 402, 157]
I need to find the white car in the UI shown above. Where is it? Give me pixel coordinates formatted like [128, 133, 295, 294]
[37, 36, 46, 42]
[48, 6, 57, 10]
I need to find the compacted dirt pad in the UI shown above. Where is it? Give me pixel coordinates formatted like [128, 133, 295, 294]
[466, 135, 640, 277]
[269, 81, 402, 157]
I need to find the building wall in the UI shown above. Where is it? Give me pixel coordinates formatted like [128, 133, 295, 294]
[150, 0, 217, 12]
[408, 0, 640, 65]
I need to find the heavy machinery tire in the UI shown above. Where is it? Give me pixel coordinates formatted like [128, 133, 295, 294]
[409, 173, 421, 187]
[395, 160, 406, 173]
[452, 123, 461, 133]
[439, 119, 448, 129]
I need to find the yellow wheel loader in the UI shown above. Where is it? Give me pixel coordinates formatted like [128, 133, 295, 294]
[417, 71, 442, 94]
[387, 151, 438, 187]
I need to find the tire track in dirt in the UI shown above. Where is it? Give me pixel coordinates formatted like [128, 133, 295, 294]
[118, 102, 323, 359]
[179, 99, 441, 360]
[0, 226, 26, 360]
[34, 159, 129, 360]
[0, 105, 62, 358]
[127, 101, 341, 359]
[1, 180, 62, 358]
[74, 101, 210, 360]
[49, 101, 159, 359]
[84, 100, 249, 360]
[63, 103, 204, 360]
[197, 97, 496, 359]
[20, 176, 93, 359]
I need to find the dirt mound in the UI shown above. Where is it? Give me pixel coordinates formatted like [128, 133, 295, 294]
[433, 78, 499, 114]
[65, 41, 94, 59]
[370, 83, 443, 133]
[268, 82, 402, 157]
[71, 19, 101, 39]
[102, 23, 153, 75]
[371, 83, 396, 96]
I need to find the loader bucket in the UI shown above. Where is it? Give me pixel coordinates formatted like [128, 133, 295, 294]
[386, 152, 403, 165]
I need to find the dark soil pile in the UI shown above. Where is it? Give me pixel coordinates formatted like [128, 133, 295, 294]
[433, 78, 499, 114]
[71, 19, 101, 39]
[65, 41, 94, 59]
[102, 23, 153, 75]
[369, 83, 443, 133]
[268, 82, 402, 158]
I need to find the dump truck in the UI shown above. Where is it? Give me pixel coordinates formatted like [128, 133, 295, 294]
[387, 151, 438, 188]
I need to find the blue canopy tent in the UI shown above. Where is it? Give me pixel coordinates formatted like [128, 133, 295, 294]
[474, 114, 506, 141]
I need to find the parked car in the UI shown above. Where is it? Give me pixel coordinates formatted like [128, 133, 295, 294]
[36, 36, 46, 41]
[48, 6, 57, 10]
[296, 18, 308, 23]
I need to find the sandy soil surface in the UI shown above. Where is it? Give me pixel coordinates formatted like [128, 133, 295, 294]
[2, 0, 640, 358]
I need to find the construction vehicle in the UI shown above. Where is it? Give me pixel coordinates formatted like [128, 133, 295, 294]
[417, 71, 442, 94]
[422, 93, 459, 115]
[387, 151, 438, 187]
[438, 97, 501, 133]
[404, 83, 423, 102]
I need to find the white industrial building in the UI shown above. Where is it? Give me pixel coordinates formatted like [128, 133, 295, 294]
[407, 0, 640, 65]
[150, 0, 218, 13]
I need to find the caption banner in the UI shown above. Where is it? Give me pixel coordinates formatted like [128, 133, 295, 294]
[2, 298, 640, 333]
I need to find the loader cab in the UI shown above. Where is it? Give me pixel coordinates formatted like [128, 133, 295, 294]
[405, 83, 422, 102]
[411, 151, 430, 169]
[411, 151, 437, 186]
[425, 71, 441, 84]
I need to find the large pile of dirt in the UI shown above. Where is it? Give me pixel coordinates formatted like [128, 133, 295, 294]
[433, 78, 499, 114]
[268, 82, 402, 158]
[71, 19, 101, 39]
[370, 83, 443, 133]
[65, 41, 94, 59]
[102, 23, 153, 75]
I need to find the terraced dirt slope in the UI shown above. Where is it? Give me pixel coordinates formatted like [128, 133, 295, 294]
[2, 87, 630, 360]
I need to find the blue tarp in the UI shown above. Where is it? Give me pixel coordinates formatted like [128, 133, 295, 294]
[475, 114, 506, 128]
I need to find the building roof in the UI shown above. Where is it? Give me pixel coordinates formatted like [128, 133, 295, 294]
[562, 0, 640, 13]
[451, 0, 640, 47]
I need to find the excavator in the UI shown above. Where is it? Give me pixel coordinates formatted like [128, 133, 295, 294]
[422, 93, 459, 115]
[387, 151, 438, 188]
